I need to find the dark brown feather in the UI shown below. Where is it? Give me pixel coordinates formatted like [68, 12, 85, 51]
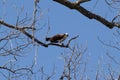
[49, 34, 65, 42]
[46, 33, 68, 43]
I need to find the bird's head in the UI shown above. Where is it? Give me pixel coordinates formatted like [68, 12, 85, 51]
[65, 33, 69, 37]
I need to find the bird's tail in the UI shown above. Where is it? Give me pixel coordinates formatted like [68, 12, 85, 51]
[46, 37, 50, 41]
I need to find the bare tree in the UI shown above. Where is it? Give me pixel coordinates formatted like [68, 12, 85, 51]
[1, 0, 120, 80]
[0, 0, 80, 80]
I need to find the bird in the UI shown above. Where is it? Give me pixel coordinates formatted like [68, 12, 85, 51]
[46, 33, 69, 43]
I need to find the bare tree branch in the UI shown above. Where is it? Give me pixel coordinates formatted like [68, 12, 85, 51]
[106, 52, 120, 65]
[60, 44, 87, 80]
[98, 37, 120, 51]
[0, 66, 15, 73]
[0, 20, 48, 47]
[0, 20, 78, 48]
[53, 0, 120, 29]
[39, 66, 56, 80]
[0, 66, 33, 75]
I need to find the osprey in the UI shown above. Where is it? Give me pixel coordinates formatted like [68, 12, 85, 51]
[46, 33, 69, 43]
